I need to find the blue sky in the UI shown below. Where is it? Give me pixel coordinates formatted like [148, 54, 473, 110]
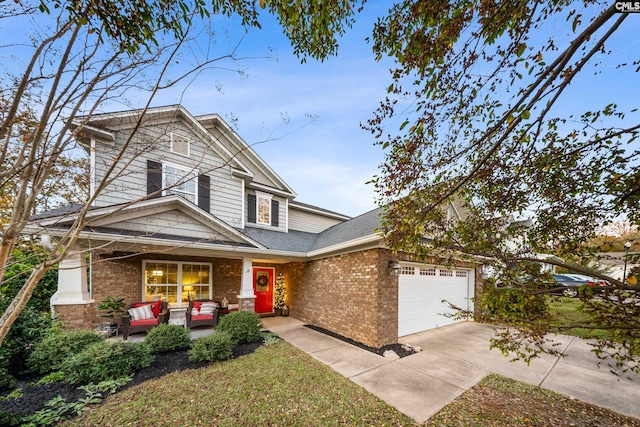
[150, 3, 396, 217]
[4, 3, 638, 219]
[147, 3, 640, 218]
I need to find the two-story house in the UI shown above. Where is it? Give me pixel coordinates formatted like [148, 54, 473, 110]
[27, 105, 480, 348]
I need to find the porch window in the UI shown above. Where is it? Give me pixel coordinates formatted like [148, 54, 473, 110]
[163, 162, 197, 203]
[143, 261, 211, 306]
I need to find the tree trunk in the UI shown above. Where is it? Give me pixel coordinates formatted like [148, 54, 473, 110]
[0, 263, 48, 346]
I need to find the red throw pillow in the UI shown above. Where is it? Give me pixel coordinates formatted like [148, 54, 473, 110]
[134, 301, 161, 318]
[192, 300, 215, 312]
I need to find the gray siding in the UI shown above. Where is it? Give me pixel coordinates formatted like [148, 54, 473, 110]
[207, 126, 281, 189]
[288, 208, 346, 233]
[92, 119, 243, 227]
[98, 210, 236, 242]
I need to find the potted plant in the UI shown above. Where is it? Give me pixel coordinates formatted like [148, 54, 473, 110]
[273, 273, 286, 315]
[97, 295, 126, 334]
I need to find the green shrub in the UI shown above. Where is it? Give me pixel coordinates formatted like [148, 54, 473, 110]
[61, 341, 153, 385]
[189, 331, 232, 362]
[28, 329, 105, 375]
[262, 331, 279, 346]
[0, 349, 16, 390]
[0, 410, 24, 427]
[0, 295, 55, 386]
[216, 310, 262, 344]
[2, 249, 58, 313]
[144, 324, 192, 353]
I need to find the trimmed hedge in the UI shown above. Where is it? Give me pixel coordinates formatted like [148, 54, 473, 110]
[61, 341, 153, 385]
[189, 331, 232, 362]
[216, 310, 262, 344]
[27, 330, 105, 375]
[145, 324, 192, 353]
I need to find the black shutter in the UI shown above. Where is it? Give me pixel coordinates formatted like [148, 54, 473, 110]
[247, 194, 256, 223]
[198, 175, 210, 212]
[271, 200, 279, 227]
[147, 160, 162, 198]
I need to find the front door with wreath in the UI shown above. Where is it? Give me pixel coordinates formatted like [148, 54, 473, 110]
[253, 267, 274, 313]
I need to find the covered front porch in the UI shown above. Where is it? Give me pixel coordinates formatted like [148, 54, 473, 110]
[51, 249, 298, 332]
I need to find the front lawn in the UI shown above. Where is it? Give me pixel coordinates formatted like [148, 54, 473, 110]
[549, 297, 614, 340]
[427, 374, 640, 427]
[59, 339, 640, 427]
[61, 340, 416, 426]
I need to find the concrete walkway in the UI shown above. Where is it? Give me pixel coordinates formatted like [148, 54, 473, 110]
[261, 317, 640, 424]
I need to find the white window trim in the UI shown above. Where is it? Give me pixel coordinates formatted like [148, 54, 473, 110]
[255, 191, 273, 226]
[162, 161, 198, 203]
[142, 260, 212, 307]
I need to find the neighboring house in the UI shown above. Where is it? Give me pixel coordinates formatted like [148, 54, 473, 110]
[596, 252, 639, 282]
[26, 105, 480, 348]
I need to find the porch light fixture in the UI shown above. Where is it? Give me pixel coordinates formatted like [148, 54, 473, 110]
[388, 260, 402, 276]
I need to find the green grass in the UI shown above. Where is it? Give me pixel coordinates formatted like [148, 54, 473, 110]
[427, 374, 640, 427]
[548, 297, 611, 340]
[61, 341, 416, 427]
[59, 341, 640, 427]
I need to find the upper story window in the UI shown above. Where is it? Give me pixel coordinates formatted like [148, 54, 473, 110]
[163, 162, 197, 204]
[170, 134, 190, 158]
[257, 193, 272, 225]
[247, 192, 279, 227]
[147, 160, 210, 212]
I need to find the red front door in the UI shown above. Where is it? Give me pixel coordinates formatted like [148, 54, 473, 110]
[253, 267, 274, 313]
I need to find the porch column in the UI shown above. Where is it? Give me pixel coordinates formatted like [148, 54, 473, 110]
[237, 257, 256, 312]
[51, 253, 92, 305]
[50, 253, 94, 328]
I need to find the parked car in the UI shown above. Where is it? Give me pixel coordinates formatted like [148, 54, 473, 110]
[563, 274, 609, 287]
[550, 274, 590, 298]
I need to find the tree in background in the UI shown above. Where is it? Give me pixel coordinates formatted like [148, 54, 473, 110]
[0, 0, 358, 345]
[365, 1, 639, 371]
[589, 221, 639, 252]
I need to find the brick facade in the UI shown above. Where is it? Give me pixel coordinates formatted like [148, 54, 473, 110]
[59, 248, 480, 348]
[284, 248, 398, 348]
[284, 249, 480, 348]
[53, 302, 96, 329]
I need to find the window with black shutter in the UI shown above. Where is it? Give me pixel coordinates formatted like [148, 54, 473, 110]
[247, 194, 256, 223]
[271, 200, 279, 227]
[197, 175, 210, 213]
[147, 160, 162, 198]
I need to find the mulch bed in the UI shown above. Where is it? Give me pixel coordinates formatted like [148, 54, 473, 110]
[0, 341, 262, 420]
[304, 324, 417, 358]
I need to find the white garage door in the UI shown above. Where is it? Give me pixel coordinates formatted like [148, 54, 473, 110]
[398, 264, 474, 337]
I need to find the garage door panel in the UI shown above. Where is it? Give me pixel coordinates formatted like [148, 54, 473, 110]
[398, 264, 474, 337]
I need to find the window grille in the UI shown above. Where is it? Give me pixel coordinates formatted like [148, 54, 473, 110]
[420, 267, 436, 276]
[401, 266, 415, 275]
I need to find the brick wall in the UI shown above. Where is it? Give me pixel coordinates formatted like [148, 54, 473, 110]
[284, 248, 396, 348]
[213, 258, 242, 304]
[92, 253, 142, 325]
[53, 303, 96, 329]
[283, 248, 481, 348]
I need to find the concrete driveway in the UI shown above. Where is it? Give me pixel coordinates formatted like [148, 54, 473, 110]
[262, 317, 640, 424]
